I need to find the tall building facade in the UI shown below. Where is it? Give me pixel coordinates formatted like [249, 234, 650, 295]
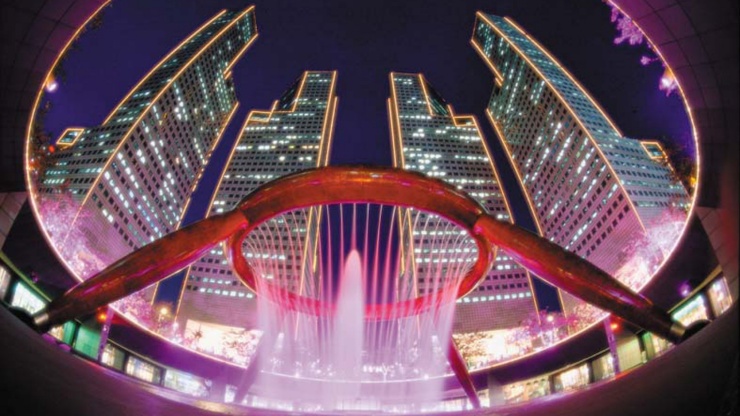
[472, 13, 690, 315]
[39, 8, 258, 277]
[388, 72, 538, 333]
[176, 71, 337, 332]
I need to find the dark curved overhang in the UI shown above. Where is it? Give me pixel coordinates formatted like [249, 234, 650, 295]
[0, 0, 109, 191]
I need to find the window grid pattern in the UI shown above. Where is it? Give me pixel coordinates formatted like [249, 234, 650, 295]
[473, 14, 689, 315]
[390, 73, 537, 332]
[40, 9, 257, 275]
[177, 71, 337, 329]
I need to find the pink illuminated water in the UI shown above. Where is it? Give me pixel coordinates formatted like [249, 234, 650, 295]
[329, 250, 364, 402]
[33, 192, 690, 410]
[243, 204, 468, 411]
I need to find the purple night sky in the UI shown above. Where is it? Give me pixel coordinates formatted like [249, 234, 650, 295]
[41, 0, 693, 309]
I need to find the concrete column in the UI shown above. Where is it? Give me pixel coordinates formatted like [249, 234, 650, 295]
[208, 371, 229, 403]
[96, 307, 114, 362]
[604, 318, 621, 375]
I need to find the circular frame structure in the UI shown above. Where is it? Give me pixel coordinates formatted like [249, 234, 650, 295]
[0, 2, 733, 413]
[227, 166, 495, 320]
[14, 1, 718, 378]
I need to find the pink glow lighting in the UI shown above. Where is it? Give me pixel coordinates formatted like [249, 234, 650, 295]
[640, 55, 658, 66]
[44, 77, 58, 93]
[659, 68, 679, 96]
[609, 6, 644, 46]
[613, 209, 688, 292]
[680, 283, 691, 297]
[36, 193, 117, 279]
[454, 310, 583, 370]
[607, 1, 678, 97]
[113, 291, 261, 366]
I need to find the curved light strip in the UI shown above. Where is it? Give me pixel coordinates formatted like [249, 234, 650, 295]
[23, 1, 700, 376]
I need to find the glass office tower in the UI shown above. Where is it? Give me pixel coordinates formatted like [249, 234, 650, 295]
[176, 71, 338, 334]
[472, 13, 689, 316]
[388, 72, 538, 333]
[38, 8, 258, 288]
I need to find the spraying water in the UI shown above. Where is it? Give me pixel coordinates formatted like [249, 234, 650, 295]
[324, 249, 365, 407]
[244, 204, 468, 412]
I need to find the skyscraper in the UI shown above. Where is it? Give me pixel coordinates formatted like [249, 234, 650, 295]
[388, 72, 538, 333]
[472, 13, 690, 316]
[38, 8, 258, 281]
[176, 71, 338, 335]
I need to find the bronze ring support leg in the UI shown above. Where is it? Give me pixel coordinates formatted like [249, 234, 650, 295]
[32, 210, 247, 332]
[29, 167, 690, 388]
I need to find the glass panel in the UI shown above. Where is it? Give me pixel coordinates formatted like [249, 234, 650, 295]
[707, 277, 733, 316]
[74, 325, 101, 359]
[592, 353, 615, 381]
[10, 283, 45, 314]
[101, 343, 126, 370]
[163, 368, 211, 397]
[125, 356, 161, 384]
[673, 294, 709, 326]
[0, 265, 11, 299]
[553, 363, 590, 393]
[650, 333, 673, 357]
[503, 375, 551, 403]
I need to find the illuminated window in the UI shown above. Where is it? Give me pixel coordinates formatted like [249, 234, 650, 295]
[0, 265, 10, 299]
[672, 294, 709, 326]
[553, 363, 590, 392]
[164, 368, 211, 397]
[101, 343, 126, 370]
[10, 283, 45, 314]
[707, 277, 733, 316]
[125, 356, 162, 384]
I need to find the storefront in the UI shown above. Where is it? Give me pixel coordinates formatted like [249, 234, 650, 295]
[164, 368, 211, 398]
[552, 363, 590, 393]
[591, 353, 615, 381]
[502, 375, 551, 403]
[707, 276, 733, 316]
[10, 281, 45, 314]
[125, 356, 163, 384]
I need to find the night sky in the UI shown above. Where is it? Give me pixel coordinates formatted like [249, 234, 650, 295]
[43, 0, 693, 310]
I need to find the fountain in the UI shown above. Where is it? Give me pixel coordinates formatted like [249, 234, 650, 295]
[28, 166, 694, 412]
[245, 202, 469, 411]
